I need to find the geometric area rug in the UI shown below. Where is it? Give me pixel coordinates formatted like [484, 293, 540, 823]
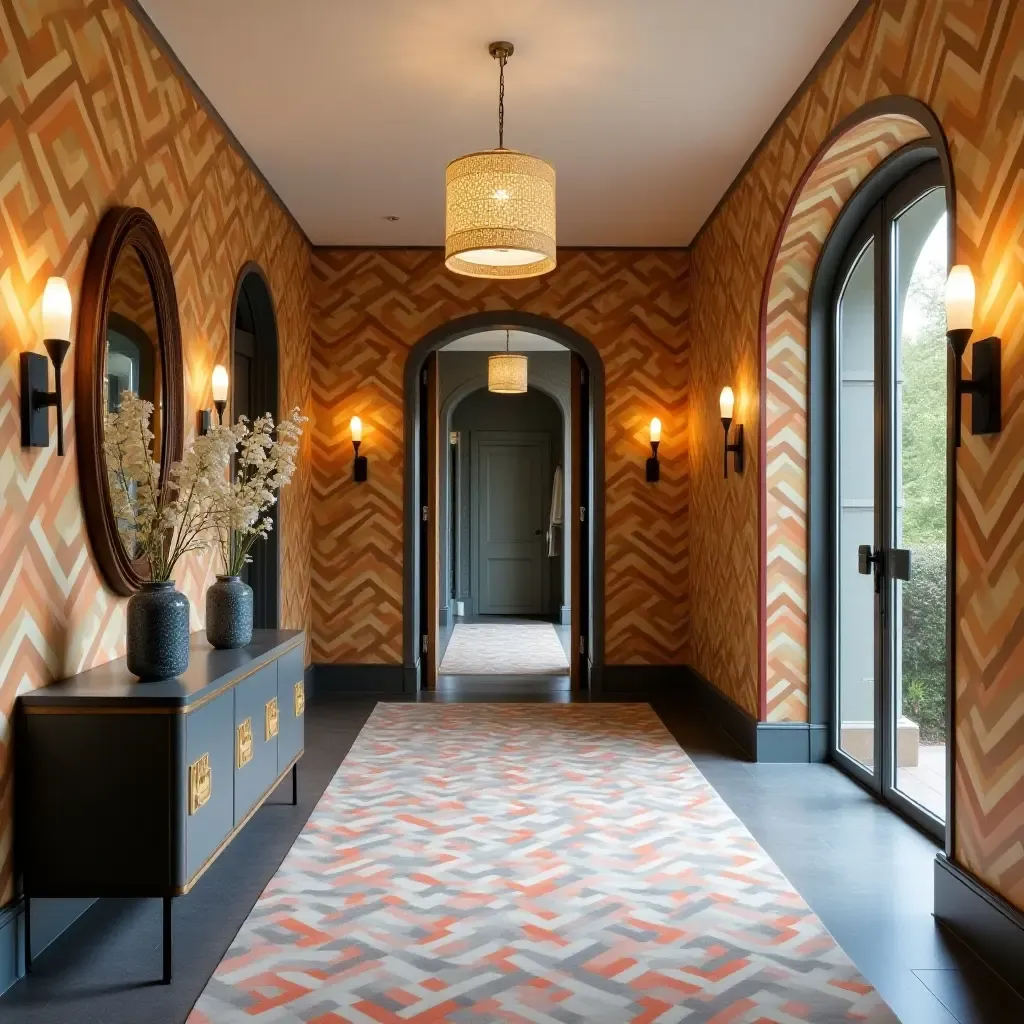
[188, 704, 898, 1023]
[439, 623, 570, 676]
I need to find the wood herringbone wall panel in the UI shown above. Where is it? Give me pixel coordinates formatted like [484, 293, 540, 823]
[310, 248, 690, 668]
[0, 0, 311, 907]
[690, 0, 1024, 909]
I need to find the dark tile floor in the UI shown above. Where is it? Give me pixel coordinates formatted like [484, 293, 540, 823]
[2, 688, 1020, 1023]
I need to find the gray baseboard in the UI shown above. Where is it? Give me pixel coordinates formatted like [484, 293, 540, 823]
[934, 853, 1024, 997]
[0, 896, 96, 996]
[308, 663, 406, 694]
[559, 605, 571, 626]
[605, 665, 826, 763]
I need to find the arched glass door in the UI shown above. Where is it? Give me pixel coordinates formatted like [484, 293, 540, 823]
[831, 159, 949, 838]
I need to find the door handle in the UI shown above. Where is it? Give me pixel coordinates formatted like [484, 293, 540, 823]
[534, 529, 542, 536]
[858, 543, 883, 594]
[890, 548, 912, 581]
[857, 544, 880, 576]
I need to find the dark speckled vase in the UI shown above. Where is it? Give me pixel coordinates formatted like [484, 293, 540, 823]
[205, 575, 253, 650]
[127, 580, 190, 681]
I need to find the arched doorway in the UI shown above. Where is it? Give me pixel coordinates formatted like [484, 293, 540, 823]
[759, 97, 955, 836]
[403, 311, 605, 694]
[231, 262, 280, 629]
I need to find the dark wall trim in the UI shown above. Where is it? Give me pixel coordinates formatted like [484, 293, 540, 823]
[0, 897, 96, 996]
[122, 0, 310, 247]
[308, 664, 407, 695]
[934, 853, 1024, 998]
[403, 312, 606, 694]
[690, 0, 874, 250]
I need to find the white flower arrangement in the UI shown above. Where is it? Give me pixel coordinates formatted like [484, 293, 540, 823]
[104, 391, 236, 581]
[103, 394, 305, 584]
[212, 408, 306, 578]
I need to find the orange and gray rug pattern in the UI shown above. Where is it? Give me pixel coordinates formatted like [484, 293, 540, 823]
[188, 704, 896, 1022]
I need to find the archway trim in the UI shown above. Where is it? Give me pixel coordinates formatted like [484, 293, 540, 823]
[402, 311, 605, 690]
[758, 96, 956, 724]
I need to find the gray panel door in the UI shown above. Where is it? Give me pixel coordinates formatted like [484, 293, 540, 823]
[473, 431, 550, 615]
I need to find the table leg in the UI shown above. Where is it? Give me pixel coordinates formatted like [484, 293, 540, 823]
[162, 895, 172, 984]
[291, 762, 298, 805]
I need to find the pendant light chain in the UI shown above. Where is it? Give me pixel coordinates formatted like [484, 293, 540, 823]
[497, 50, 506, 149]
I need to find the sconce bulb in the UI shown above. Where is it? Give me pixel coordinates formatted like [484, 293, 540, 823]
[720, 386, 735, 422]
[42, 277, 72, 342]
[649, 418, 662, 444]
[945, 265, 975, 333]
[350, 415, 362, 443]
[211, 364, 229, 403]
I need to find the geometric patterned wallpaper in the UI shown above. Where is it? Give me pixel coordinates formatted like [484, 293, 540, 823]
[0, 0, 311, 907]
[762, 113, 930, 724]
[690, 0, 1024, 910]
[310, 248, 690, 668]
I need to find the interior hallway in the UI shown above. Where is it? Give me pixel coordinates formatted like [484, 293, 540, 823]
[2, 688, 1019, 1024]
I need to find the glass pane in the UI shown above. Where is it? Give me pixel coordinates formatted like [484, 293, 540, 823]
[893, 188, 948, 820]
[837, 237, 877, 770]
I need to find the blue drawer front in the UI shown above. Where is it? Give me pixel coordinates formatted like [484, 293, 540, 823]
[277, 646, 304, 773]
[233, 662, 279, 825]
[184, 692, 234, 883]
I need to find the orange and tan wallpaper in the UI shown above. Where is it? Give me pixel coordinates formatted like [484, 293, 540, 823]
[310, 248, 690, 668]
[689, 0, 1024, 910]
[0, 0, 311, 906]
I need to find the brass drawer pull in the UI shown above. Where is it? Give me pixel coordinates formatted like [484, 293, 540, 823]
[294, 680, 304, 717]
[236, 717, 253, 768]
[265, 697, 279, 740]
[188, 753, 211, 815]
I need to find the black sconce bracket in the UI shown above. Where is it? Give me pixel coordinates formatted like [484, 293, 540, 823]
[199, 399, 228, 437]
[21, 339, 71, 456]
[722, 419, 744, 478]
[646, 439, 660, 483]
[948, 328, 1000, 447]
[353, 440, 368, 483]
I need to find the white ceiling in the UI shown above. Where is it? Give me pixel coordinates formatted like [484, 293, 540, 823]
[139, 0, 858, 247]
[442, 331, 566, 352]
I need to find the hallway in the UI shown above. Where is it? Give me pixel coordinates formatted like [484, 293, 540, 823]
[4, 690, 1019, 1024]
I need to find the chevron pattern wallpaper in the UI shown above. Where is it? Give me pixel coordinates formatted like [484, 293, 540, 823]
[690, 0, 1024, 909]
[763, 114, 930, 724]
[310, 248, 690, 668]
[0, 0, 311, 907]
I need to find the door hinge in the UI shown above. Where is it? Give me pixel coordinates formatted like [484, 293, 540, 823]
[579, 636, 585, 655]
[579, 506, 586, 523]
[421, 634, 429, 654]
[422, 505, 429, 522]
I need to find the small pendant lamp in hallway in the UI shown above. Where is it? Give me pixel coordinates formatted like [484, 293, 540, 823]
[445, 41, 556, 280]
[488, 329, 527, 394]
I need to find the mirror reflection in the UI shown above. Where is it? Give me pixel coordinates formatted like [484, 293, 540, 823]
[104, 243, 162, 560]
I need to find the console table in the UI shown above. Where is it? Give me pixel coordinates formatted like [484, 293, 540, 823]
[16, 629, 305, 983]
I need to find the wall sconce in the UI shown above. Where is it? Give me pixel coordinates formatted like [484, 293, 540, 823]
[199, 364, 230, 434]
[646, 418, 661, 482]
[21, 277, 72, 456]
[945, 265, 1001, 447]
[720, 387, 744, 478]
[351, 416, 367, 482]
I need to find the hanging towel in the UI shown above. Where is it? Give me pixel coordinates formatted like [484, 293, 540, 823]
[547, 465, 564, 557]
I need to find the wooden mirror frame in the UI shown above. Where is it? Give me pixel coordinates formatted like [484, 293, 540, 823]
[76, 206, 184, 596]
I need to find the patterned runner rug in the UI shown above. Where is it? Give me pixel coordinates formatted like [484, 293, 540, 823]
[189, 704, 897, 1023]
[438, 623, 570, 675]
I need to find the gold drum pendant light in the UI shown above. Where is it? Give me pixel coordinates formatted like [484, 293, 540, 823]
[445, 42, 556, 280]
[488, 329, 528, 394]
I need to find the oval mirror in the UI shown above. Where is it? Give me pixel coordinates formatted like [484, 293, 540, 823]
[76, 207, 184, 595]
